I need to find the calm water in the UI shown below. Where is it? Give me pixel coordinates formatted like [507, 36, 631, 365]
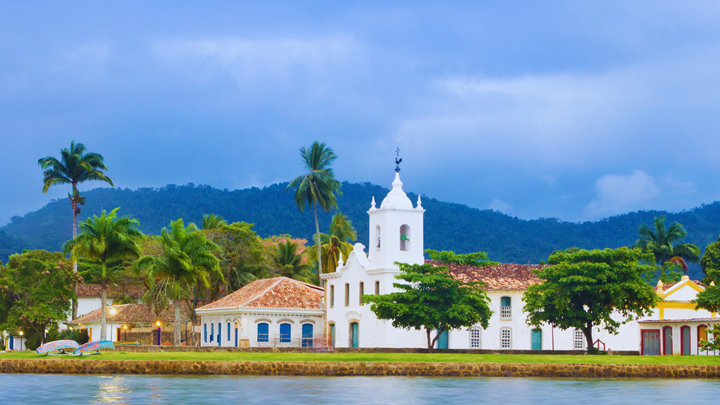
[1, 374, 719, 404]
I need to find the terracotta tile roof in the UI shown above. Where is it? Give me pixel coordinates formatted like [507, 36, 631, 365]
[198, 277, 324, 311]
[639, 318, 720, 323]
[68, 303, 190, 325]
[654, 280, 707, 294]
[427, 260, 548, 291]
[75, 284, 146, 298]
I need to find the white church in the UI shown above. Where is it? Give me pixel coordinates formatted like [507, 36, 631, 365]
[196, 165, 719, 354]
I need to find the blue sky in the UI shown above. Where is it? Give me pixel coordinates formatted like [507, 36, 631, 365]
[2, 1, 720, 225]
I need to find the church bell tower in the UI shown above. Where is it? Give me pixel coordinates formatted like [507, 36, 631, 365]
[367, 150, 425, 269]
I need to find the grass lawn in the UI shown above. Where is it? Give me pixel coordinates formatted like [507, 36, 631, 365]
[1, 351, 719, 366]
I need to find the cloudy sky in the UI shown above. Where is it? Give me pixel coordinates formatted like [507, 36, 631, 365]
[2, 1, 720, 225]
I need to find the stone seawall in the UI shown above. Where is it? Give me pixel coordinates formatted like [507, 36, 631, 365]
[116, 345, 639, 356]
[1, 359, 717, 378]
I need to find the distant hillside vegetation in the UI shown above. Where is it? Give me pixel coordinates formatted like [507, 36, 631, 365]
[2, 182, 720, 279]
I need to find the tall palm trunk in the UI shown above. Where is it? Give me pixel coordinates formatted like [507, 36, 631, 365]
[71, 183, 79, 320]
[174, 300, 181, 346]
[314, 203, 322, 275]
[100, 279, 108, 340]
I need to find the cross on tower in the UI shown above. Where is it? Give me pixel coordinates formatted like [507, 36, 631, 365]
[395, 147, 402, 172]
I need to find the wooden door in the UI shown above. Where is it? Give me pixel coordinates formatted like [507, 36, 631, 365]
[642, 330, 660, 355]
[531, 329, 542, 350]
[351, 323, 359, 348]
[681, 326, 691, 355]
[663, 327, 673, 355]
[437, 330, 449, 349]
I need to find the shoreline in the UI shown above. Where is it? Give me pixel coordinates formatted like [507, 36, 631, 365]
[1, 359, 718, 378]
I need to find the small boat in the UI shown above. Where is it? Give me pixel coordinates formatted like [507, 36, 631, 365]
[36, 340, 80, 356]
[72, 340, 115, 356]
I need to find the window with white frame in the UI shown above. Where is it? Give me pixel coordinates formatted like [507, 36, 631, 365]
[574, 330, 584, 349]
[470, 327, 481, 349]
[500, 328, 512, 349]
[500, 296, 512, 320]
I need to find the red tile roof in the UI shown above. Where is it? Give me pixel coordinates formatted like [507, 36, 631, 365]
[198, 277, 324, 311]
[75, 284, 146, 298]
[427, 260, 548, 291]
[68, 303, 190, 324]
[654, 280, 707, 294]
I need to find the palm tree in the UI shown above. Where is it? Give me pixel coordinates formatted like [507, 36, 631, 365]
[202, 214, 227, 230]
[307, 213, 357, 274]
[63, 208, 143, 340]
[133, 219, 223, 346]
[39, 141, 114, 319]
[272, 240, 315, 284]
[286, 141, 342, 275]
[635, 215, 701, 272]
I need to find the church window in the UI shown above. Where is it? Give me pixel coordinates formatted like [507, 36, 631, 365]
[470, 327, 481, 349]
[345, 283, 350, 306]
[500, 328, 512, 349]
[210, 323, 214, 342]
[375, 281, 380, 295]
[376, 225, 381, 249]
[257, 323, 269, 343]
[227, 322, 231, 341]
[500, 296, 512, 320]
[279, 323, 291, 343]
[574, 330, 585, 349]
[359, 282, 364, 305]
[400, 225, 410, 251]
[330, 285, 334, 308]
[204, 324, 207, 343]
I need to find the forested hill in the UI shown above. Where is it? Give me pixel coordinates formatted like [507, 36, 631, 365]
[2, 182, 720, 279]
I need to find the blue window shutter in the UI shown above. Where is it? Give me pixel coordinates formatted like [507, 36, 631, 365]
[204, 324, 207, 343]
[227, 322, 231, 340]
[210, 324, 214, 342]
[501, 296, 511, 307]
[258, 323, 269, 343]
[280, 323, 291, 343]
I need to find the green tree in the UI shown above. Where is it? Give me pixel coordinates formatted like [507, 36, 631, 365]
[271, 239, 315, 284]
[134, 219, 223, 345]
[426, 249, 498, 267]
[203, 222, 269, 301]
[38, 140, 114, 319]
[0, 250, 80, 347]
[364, 261, 493, 352]
[524, 247, 658, 353]
[635, 216, 701, 270]
[307, 213, 357, 274]
[63, 208, 143, 340]
[286, 141, 342, 275]
[700, 235, 720, 285]
[201, 214, 227, 230]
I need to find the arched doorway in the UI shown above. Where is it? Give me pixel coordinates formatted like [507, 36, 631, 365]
[531, 329, 542, 350]
[349, 322, 359, 348]
[234, 322, 239, 347]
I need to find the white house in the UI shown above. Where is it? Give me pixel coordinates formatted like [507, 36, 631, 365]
[636, 277, 719, 355]
[67, 303, 189, 343]
[71, 284, 144, 322]
[196, 277, 324, 348]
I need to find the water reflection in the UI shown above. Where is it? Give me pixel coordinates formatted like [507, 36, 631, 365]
[3, 374, 720, 404]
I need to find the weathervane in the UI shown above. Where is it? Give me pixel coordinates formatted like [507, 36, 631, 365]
[395, 147, 402, 172]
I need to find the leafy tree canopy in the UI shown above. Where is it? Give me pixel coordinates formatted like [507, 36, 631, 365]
[425, 249, 498, 267]
[0, 250, 81, 348]
[363, 261, 493, 352]
[524, 247, 658, 353]
[700, 235, 720, 285]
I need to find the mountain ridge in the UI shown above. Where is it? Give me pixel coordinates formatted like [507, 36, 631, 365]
[2, 181, 719, 280]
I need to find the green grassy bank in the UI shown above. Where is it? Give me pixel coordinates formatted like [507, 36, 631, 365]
[1, 351, 719, 366]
